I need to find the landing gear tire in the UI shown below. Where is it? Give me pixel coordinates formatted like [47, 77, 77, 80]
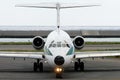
[74, 62, 79, 71]
[80, 62, 84, 71]
[39, 62, 43, 72]
[74, 61, 84, 71]
[33, 62, 38, 72]
[33, 59, 43, 72]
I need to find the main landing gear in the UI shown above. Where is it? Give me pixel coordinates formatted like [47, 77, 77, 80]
[74, 59, 84, 71]
[33, 59, 43, 72]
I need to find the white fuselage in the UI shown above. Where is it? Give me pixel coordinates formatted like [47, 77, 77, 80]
[44, 29, 75, 67]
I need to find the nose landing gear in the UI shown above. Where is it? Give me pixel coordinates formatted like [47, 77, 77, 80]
[54, 56, 65, 78]
[54, 66, 63, 78]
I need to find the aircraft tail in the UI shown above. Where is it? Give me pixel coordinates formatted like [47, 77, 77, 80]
[16, 2, 100, 28]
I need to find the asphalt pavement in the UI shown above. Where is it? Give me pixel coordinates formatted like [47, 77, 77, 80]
[0, 58, 119, 80]
[0, 44, 119, 80]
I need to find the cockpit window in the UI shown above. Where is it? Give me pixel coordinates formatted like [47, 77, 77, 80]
[62, 44, 66, 47]
[66, 44, 70, 48]
[49, 41, 71, 48]
[57, 42, 61, 47]
[52, 44, 56, 47]
[49, 44, 52, 48]
[49, 43, 56, 48]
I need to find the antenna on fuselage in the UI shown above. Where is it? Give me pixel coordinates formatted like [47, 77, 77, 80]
[16, 2, 100, 29]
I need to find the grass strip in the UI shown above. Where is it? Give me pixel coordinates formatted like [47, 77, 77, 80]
[0, 50, 43, 52]
[0, 42, 32, 45]
[0, 42, 120, 45]
[86, 42, 120, 45]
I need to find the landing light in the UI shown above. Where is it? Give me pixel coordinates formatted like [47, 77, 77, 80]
[54, 67, 63, 73]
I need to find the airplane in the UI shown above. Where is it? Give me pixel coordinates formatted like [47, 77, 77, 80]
[1, 2, 120, 78]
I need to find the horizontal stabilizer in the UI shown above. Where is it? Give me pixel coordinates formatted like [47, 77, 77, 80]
[16, 3, 57, 9]
[16, 2, 100, 9]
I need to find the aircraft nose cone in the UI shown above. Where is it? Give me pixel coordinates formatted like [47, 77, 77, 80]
[54, 56, 65, 65]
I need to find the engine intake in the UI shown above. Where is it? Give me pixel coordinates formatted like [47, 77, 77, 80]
[32, 36, 45, 50]
[73, 36, 85, 49]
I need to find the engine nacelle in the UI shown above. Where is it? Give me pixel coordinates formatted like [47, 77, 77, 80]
[32, 36, 45, 50]
[73, 36, 85, 49]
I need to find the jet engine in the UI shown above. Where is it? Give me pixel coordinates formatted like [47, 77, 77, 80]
[73, 36, 85, 49]
[32, 36, 45, 50]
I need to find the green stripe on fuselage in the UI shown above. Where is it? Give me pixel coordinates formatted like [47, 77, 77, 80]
[66, 47, 74, 55]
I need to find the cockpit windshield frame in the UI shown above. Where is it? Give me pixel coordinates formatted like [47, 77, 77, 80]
[49, 41, 71, 48]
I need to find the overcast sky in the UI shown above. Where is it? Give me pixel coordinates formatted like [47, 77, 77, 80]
[0, 0, 120, 26]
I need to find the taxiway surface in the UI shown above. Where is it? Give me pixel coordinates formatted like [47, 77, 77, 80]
[0, 44, 120, 80]
[0, 58, 119, 80]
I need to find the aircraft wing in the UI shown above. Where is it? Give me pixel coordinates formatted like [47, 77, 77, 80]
[0, 52, 43, 59]
[75, 51, 120, 59]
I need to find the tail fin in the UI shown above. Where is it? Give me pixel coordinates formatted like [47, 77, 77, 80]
[16, 2, 100, 28]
